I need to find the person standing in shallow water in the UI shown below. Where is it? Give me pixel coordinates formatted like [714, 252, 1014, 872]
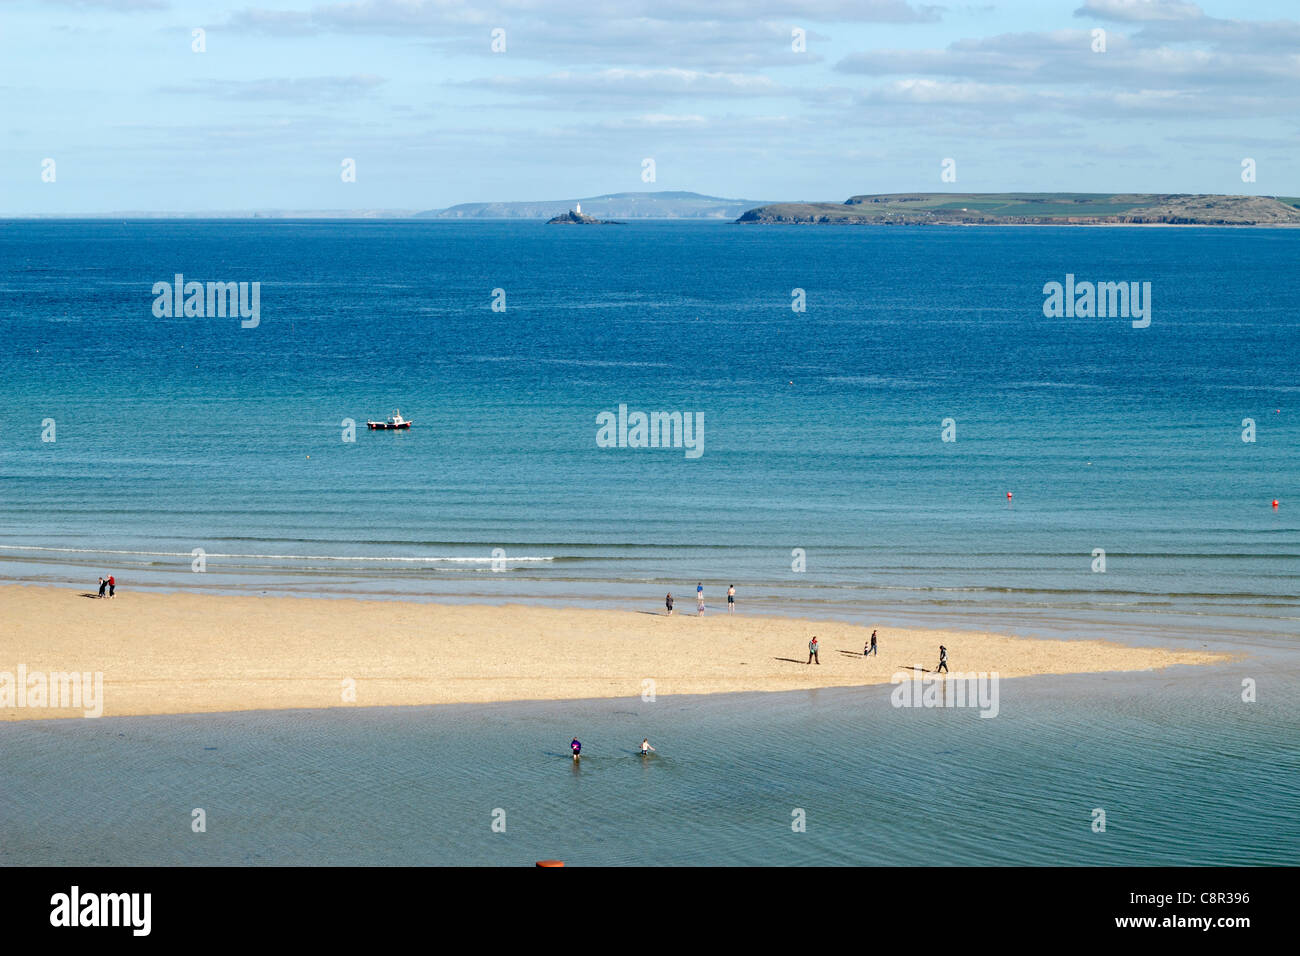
[665, 592, 674, 615]
[727, 584, 735, 615]
[936, 645, 948, 674]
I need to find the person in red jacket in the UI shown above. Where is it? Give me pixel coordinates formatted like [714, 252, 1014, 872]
[107, 575, 116, 599]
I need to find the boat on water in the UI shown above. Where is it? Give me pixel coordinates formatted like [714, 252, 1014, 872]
[367, 410, 412, 430]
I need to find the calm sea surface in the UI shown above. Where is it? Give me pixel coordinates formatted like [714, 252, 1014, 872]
[2, 220, 1298, 639]
[1, 221, 1296, 864]
[2, 668, 1297, 866]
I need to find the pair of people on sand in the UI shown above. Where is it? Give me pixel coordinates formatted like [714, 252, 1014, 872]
[808, 633, 944, 670]
[810, 630, 880, 662]
[97, 575, 115, 599]
[666, 583, 735, 616]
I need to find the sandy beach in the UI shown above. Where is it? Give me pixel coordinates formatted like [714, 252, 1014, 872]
[0, 584, 1231, 720]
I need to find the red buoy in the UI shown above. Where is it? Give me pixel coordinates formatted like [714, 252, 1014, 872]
[1006, 492, 1013, 500]
[1273, 500, 1279, 509]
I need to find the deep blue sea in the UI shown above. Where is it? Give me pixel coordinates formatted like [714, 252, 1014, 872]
[1, 220, 1297, 865]
[1, 220, 1297, 640]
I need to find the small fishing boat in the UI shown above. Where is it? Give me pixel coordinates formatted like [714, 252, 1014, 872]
[367, 410, 412, 430]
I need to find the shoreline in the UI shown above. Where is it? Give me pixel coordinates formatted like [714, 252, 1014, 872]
[0, 584, 1232, 722]
[0, 662, 1240, 728]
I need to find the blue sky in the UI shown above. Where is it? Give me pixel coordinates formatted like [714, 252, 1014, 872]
[2, 0, 1297, 213]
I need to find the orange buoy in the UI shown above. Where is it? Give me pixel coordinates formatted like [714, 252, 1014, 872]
[535, 860, 565, 867]
[1272, 500, 1279, 509]
[1006, 492, 1013, 500]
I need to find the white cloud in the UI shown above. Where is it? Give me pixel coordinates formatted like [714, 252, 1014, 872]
[458, 69, 784, 98]
[1074, 0, 1203, 22]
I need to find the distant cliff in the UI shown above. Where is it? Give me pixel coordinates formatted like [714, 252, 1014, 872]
[419, 191, 766, 220]
[736, 193, 1300, 226]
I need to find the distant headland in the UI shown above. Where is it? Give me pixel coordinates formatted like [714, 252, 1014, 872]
[422, 191, 764, 220]
[12, 191, 1300, 224]
[736, 193, 1300, 226]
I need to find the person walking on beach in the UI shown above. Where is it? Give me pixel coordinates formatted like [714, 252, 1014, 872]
[570, 737, 582, 761]
[107, 574, 115, 599]
[640, 738, 655, 756]
[807, 635, 820, 665]
[666, 592, 674, 615]
[727, 584, 735, 615]
[696, 582, 704, 616]
[97, 576, 107, 599]
[866, 630, 877, 656]
[936, 645, 948, 674]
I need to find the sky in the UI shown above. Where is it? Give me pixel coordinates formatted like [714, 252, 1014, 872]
[1, 0, 1297, 214]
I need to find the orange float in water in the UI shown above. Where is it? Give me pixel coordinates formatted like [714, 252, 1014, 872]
[1006, 492, 1013, 500]
[1273, 500, 1279, 509]
[535, 860, 565, 867]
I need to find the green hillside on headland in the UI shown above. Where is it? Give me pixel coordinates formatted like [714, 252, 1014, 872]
[736, 193, 1300, 225]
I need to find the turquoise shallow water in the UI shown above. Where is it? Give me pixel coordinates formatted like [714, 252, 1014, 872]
[1, 666, 1296, 866]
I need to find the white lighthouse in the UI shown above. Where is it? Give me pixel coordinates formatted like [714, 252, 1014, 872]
[574, 201, 581, 214]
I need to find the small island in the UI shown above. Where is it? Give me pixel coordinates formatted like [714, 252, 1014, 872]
[546, 202, 621, 225]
